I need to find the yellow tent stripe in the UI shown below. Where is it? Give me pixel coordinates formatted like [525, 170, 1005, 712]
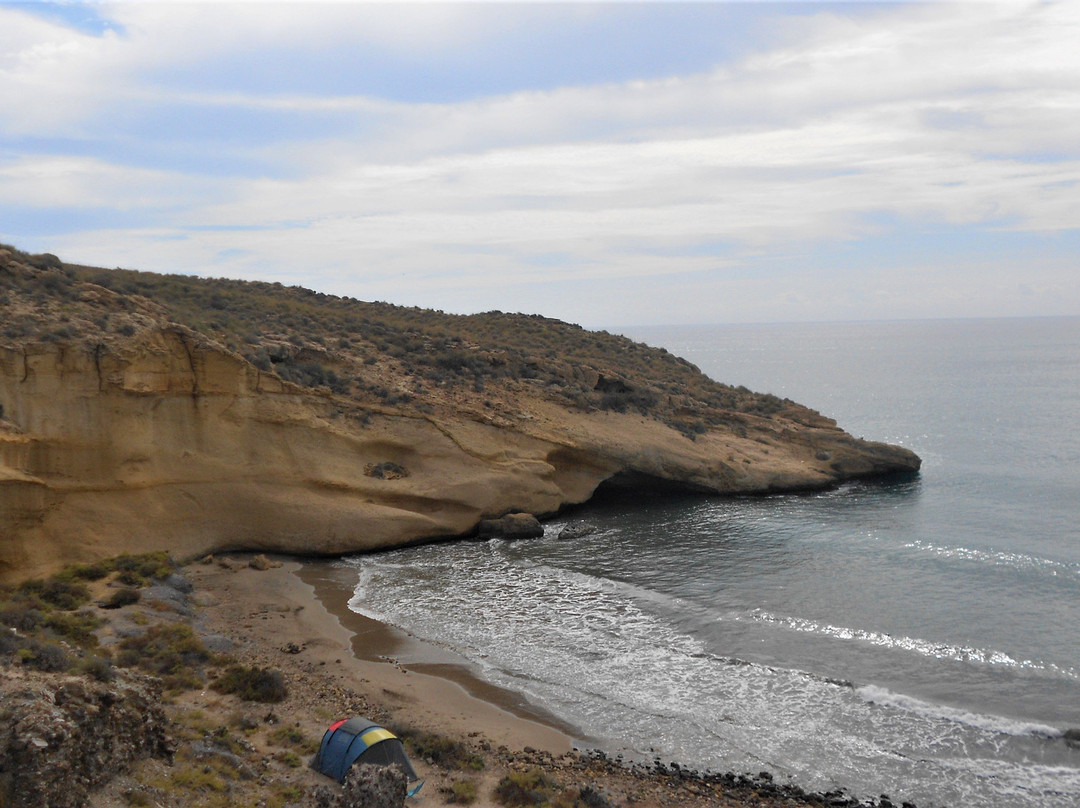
[360, 728, 397, 747]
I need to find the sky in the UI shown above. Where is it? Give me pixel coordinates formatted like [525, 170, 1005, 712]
[0, 1, 1077, 327]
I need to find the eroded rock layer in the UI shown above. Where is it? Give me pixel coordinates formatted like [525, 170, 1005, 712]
[0, 247, 920, 581]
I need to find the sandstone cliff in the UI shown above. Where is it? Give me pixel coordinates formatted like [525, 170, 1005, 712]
[0, 246, 920, 581]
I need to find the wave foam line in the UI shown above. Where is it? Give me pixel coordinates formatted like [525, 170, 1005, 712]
[904, 540, 1080, 580]
[857, 684, 1063, 739]
[749, 609, 1080, 681]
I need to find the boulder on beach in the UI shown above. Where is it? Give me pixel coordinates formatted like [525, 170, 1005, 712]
[478, 513, 544, 539]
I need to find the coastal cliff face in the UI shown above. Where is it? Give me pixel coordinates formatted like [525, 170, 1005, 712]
[0, 247, 920, 581]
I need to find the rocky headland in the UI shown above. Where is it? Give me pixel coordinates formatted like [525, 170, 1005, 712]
[0, 245, 919, 582]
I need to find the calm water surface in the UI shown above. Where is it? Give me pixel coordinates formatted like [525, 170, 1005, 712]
[343, 317, 1080, 807]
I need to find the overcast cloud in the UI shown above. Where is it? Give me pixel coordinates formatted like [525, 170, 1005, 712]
[1, 1, 1077, 326]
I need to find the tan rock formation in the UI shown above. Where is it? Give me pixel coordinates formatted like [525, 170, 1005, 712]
[0, 248, 919, 582]
[0, 328, 917, 582]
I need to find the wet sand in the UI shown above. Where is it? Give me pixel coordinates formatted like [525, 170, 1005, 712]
[188, 554, 575, 755]
[294, 557, 583, 739]
[184, 553, 881, 808]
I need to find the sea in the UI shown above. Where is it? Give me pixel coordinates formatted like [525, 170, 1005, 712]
[339, 317, 1080, 808]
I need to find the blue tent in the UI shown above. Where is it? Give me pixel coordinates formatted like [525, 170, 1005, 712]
[311, 717, 422, 795]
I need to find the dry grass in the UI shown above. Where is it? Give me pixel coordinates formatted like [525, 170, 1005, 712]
[1, 244, 803, 445]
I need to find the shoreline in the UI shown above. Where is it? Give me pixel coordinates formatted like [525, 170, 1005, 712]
[188, 554, 576, 756]
[180, 553, 891, 808]
[293, 556, 584, 742]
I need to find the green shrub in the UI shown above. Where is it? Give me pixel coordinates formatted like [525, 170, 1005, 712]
[448, 779, 478, 804]
[577, 786, 612, 808]
[16, 578, 90, 610]
[0, 630, 26, 657]
[115, 570, 146, 587]
[276, 750, 303, 768]
[18, 640, 73, 672]
[102, 587, 142, 609]
[212, 665, 288, 703]
[400, 728, 483, 771]
[0, 601, 44, 631]
[114, 552, 173, 581]
[494, 769, 556, 807]
[115, 648, 141, 668]
[117, 623, 211, 686]
[78, 654, 115, 682]
[55, 561, 112, 582]
[43, 610, 102, 647]
[268, 723, 316, 752]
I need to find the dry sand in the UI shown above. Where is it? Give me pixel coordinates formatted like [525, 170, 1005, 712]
[189, 556, 575, 754]
[168, 554, 877, 808]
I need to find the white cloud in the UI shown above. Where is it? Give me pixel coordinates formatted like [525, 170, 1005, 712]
[3, 1, 1078, 324]
[0, 155, 214, 210]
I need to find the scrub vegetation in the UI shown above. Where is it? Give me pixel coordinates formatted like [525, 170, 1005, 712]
[1, 244, 798, 444]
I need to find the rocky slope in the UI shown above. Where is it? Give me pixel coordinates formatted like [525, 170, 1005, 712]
[0, 246, 920, 581]
[0, 666, 172, 808]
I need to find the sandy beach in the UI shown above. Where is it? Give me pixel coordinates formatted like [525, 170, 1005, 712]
[146, 553, 882, 808]
[190, 556, 576, 756]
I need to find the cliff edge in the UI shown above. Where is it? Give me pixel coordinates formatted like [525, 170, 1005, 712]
[0, 246, 920, 581]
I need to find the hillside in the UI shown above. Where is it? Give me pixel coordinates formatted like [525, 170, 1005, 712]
[0, 245, 920, 581]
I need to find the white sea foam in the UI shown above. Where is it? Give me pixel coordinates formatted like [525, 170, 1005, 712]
[903, 540, 1080, 581]
[747, 608, 1080, 681]
[856, 684, 1063, 739]
[342, 542, 1080, 808]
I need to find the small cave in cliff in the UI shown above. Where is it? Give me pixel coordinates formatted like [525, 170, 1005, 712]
[591, 470, 715, 503]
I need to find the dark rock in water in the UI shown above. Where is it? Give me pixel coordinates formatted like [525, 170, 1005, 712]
[338, 762, 407, 808]
[558, 522, 597, 541]
[478, 513, 543, 539]
[1063, 728, 1080, 748]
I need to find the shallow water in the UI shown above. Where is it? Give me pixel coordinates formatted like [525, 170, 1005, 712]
[342, 317, 1080, 807]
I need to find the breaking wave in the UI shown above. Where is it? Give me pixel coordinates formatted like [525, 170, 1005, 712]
[902, 540, 1080, 582]
[747, 609, 1080, 681]
[342, 540, 1080, 808]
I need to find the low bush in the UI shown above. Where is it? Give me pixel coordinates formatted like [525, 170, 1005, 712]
[102, 587, 142, 609]
[0, 630, 25, 657]
[268, 723, 316, 751]
[212, 665, 288, 703]
[43, 610, 102, 647]
[116, 570, 147, 587]
[114, 552, 173, 581]
[78, 654, 115, 682]
[447, 779, 478, 804]
[16, 578, 90, 610]
[17, 640, 73, 672]
[117, 623, 213, 689]
[494, 769, 556, 807]
[56, 561, 112, 582]
[0, 601, 44, 631]
[400, 728, 484, 771]
[275, 750, 303, 768]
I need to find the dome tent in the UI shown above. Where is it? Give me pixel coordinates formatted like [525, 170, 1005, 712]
[311, 717, 422, 795]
